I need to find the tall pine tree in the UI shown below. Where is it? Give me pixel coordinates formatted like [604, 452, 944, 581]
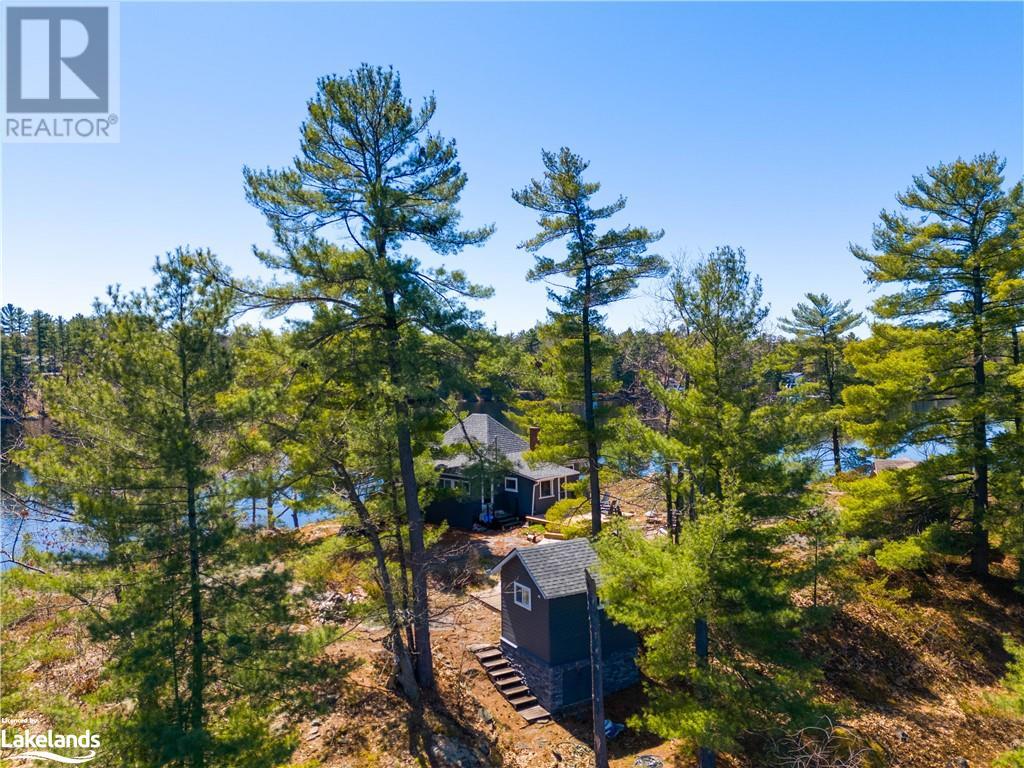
[779, 293, 863, 475]
[846, 154, 1023, 577]
[243, 64, 493, 692]
[513, 148, 665, 534]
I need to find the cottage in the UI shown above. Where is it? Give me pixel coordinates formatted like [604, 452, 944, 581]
[488, 538, 639, 712]
[426, 414, 580, 529]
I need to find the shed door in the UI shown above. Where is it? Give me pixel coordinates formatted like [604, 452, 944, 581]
[561, 665, 592, 707]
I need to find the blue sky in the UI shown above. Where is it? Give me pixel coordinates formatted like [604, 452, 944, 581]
[3, 1, 1022, 334]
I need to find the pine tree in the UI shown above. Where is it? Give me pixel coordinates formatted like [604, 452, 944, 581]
[846, 154, 1023, 577]
[513, 148, 665, 534]
[17, 251, 327, 768]
[599, 248, 818, 765]
[244, 64, 493, 692]
[1, 304, 31, 420]
[779, 293, 863, 475]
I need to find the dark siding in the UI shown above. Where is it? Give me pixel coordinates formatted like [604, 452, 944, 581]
[424, 497, 478, 529]
[531, 474, 580, 517]
[547, 594, 590, 664]
[546, 594, 638, 665]
[500, 559, 551, 661]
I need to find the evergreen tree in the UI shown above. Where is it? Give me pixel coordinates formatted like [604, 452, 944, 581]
[244, 63, 493, 692]
[599, 248, 818, 766]
[512, 316, 618, 527]
[1, 304, 31, 420]
[779, 293, 863, 475]
[846, 154, 1023, 577]
[17, 251, 327, 768]
[513, 148, 665, 534]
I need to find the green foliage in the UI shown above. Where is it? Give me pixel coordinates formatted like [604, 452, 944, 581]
[991, 637, 1024, 767]
[514, 147, 665, 320]
[244, 63, 497, 692]
[872, 522, 961, 572]
[778, 293, 863, 474]
[514, 148, 665, 532]
[597, 487, 822, 753]
[846, 154, 1024, 576]
[15, 252, 329, 768]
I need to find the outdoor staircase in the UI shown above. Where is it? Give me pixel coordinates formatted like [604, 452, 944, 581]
[490, 508, 520, 530]
[470, 644, 550, 723]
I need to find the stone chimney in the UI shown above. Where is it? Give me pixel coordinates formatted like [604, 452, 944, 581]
[528, 426, 540, 451]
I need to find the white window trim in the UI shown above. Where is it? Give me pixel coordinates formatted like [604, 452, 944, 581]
[513, 581, 532, 610]
[504, 476, 519, 492]
[538, 479, 554, 499]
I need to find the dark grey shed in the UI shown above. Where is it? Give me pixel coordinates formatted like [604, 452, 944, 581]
[488, 538, 639, 712]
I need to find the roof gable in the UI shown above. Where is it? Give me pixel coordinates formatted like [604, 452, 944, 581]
[489, 538, 598, 599]
[441, 413, 529, 456]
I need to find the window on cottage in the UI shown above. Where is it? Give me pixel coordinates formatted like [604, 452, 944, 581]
[513, 581, 532, 610]
[539, 479, 554, 498]
[504, 476, 518, 492]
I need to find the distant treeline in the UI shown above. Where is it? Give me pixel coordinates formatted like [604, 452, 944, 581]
[1, 305, 98, 422]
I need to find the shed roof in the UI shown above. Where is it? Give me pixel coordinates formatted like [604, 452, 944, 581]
[488, 538, 598, 599]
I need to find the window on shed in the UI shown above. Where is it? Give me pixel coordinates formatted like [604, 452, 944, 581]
[504, 476, 518, 492]
[539, 479, 554, 498]
[513, 581, 532, 610]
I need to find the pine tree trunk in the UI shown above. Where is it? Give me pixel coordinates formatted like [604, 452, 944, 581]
[179, 330, 206, 768]
[186, 481, 206, 768]
[1013, 327, 1023, 587]
[971, 269, 989, 578]
[581, 292, 602, 535]
[334, 461, 419, 701]
[382, 287, 435, 691]
[695, 617, 714, 768]
[392, 486, 416, 655]
[831, 426, 842, 476]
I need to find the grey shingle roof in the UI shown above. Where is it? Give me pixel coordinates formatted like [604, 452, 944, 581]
[506, 452, 578, 481]
[494, 538, 598, 599]
[437, 414, 578, 482]
[441, 414, 529, 455]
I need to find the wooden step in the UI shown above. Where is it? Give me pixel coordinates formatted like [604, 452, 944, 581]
[509, 694, 537, 708]
[482, 658, 508, 669]
[491, 669, 519, 681]
[519, 705, 551, 723]
[475, 648, 502, 661]
[496, 675, 524, 688]
[501, 684, 529, 697]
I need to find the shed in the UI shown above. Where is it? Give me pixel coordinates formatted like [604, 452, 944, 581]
[488, 538, 638, 712]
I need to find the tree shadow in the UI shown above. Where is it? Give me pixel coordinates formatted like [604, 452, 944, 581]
[546, 683, 664, 761]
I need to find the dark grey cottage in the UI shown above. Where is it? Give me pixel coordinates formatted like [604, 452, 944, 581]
[488, 538, 639, 712]
[426, 414, 580, 529]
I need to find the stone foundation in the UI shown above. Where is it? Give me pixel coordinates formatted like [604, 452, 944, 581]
[501, 641, 638, 712]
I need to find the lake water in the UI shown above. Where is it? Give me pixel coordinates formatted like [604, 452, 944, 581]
[0, 420, 334, 570]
